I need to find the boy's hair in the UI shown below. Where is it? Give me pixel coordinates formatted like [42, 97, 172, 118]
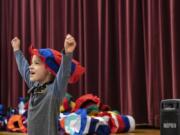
[29, 46, 85, 84]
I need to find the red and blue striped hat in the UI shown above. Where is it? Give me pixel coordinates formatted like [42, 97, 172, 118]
[29, 46, 85, 84]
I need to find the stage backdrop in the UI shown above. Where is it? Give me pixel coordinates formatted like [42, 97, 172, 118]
[1, 0, 180, 127]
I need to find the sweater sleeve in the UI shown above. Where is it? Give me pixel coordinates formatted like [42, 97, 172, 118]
[14, 50, 34, 88]
[52, 52, 72, 102]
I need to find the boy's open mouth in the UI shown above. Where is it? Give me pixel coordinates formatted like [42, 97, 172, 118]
[30, 71, 35, 75]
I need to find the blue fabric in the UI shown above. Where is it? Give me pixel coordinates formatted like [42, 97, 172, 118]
[74, 109, 87, 135]
[96, 125, 111, 135]
[121, 115, 130, 132]
[0, 104, 4, 115]
[88, 118, 99, 134]
[39, 49, 59, 73]
[63, 109, 87, 135]
[88, 118, 111, 135]
[39, 48, 76, 74]
[71, 62, 76, 75]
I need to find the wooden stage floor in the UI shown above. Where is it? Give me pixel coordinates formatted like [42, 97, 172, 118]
[0, 129, 160, 135]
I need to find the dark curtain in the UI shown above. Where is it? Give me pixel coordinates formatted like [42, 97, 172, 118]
[1, 0, 180, 127]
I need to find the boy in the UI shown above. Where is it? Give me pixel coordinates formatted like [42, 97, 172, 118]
[11, 34, 76, 135]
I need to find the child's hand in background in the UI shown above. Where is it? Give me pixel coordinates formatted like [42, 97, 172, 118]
[64, 34, 76, 53]
[11, 37, 20, 52]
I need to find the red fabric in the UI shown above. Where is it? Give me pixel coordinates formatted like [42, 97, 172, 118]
[99, 103, 111, 111]
[24, 102, 29, 110]
[63, 98, 69, 111]
[69, 59, 86, 84]
[116, 114, 126, 133]
[72, 94, 100, 112]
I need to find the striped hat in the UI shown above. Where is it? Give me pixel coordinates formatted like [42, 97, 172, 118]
[29, 46, 85, 84]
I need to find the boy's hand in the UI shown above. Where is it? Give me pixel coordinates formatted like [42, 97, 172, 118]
[11, 37, 21, 52]
[64, 34, 76, 53]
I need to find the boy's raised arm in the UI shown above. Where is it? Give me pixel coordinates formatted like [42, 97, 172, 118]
[53, 34, 76, 102]
[11, 37, 34, 88]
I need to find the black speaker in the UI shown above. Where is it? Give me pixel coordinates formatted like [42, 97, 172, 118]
[160, 99, 180, 135]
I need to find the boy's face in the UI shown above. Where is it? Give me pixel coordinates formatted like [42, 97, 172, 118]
[29, 55, 50, 83]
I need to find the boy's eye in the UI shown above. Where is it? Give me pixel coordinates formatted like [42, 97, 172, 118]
[32, 61, 40, 64]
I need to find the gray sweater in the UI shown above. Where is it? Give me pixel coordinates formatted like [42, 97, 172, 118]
[15, 50, 72, 135]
